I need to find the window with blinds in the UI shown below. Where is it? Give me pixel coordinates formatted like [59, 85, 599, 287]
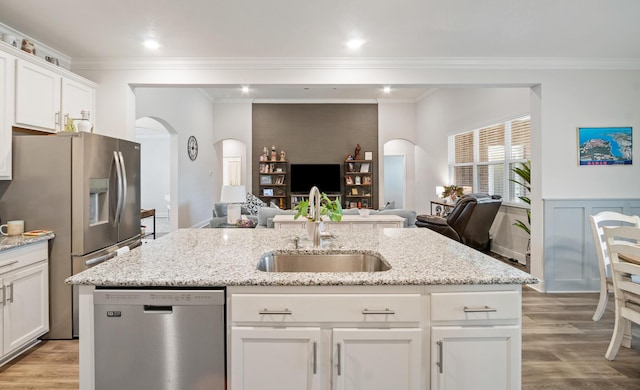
[449, 115, 530, 204]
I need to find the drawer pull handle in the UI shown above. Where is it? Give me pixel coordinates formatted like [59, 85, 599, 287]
[258, 308, 292, 315]
[463, 305, 497, 313]
[362, 308, 395, 315]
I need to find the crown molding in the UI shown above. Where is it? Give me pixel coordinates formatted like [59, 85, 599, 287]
[71, 56, 640, 71]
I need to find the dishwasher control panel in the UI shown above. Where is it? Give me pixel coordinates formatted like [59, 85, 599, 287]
[94, 289, 225, 306]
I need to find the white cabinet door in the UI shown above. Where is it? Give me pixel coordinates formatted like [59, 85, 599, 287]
[431, 326, 520, 390]
[231, 327, 321, 390]
[61, 77, 95, 127]
[333, 328, 422, 390]
[15, 59, 61, 132]
[3, 262, 49, 355]
[0, 50, 14, 180]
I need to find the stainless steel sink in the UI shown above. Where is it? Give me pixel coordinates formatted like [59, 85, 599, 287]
[257, 251, 391, 273]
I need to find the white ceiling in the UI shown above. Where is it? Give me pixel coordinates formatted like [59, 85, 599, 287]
[1, 0, 638, 100]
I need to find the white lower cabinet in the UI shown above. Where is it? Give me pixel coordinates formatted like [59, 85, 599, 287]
[0, 241, 50, 366]
[333, 328, 421, 390]
[232, 327, 322, 390]
[231, 326, 421, 390]
[431, 326, 520, 390]
[229, 287, 522, 390]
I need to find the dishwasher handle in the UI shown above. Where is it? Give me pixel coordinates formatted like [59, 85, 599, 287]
[143, 305, 173, 314]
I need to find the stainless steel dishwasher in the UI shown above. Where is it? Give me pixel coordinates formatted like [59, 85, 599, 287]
[93, 288, 225, 390]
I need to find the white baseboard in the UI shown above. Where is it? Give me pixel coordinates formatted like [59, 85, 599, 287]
[491, 243, 526, 265]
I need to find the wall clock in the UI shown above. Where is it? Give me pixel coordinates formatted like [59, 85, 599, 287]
[187, 136, 198, 161]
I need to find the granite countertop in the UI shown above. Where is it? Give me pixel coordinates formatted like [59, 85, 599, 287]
[66, 228, 537, 287]
[0, 233, 54, 252]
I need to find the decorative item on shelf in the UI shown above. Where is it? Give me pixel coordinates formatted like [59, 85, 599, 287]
[355, 176, 361, 185]
[221, 185, 246, 224]
[270, 145, 277, 161]
[351, 188, 358, 196]
[280, 150, 286, 161]
[45, 56, 59, 66]
[354, 144, 362, 160]
[364, 151, 373, 160]
[261, 146, 268, 161]
[345, 176, 353, 185]
[363, 176, 372, 185]
[359, 162, 370, 173]
[1, 33, 19, 48]
[76, 110, 93, 133]
[21, 38, 36, 55]
[263, 188, 274, 197]
[237, 218, 255, 228]
[64, 116, 77, 132]
[260, 175, 272, 185]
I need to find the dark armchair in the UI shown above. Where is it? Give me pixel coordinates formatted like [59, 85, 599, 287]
[416, 193, 503, 251]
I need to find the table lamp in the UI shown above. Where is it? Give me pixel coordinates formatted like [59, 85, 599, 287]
[221, 185, 246, 224]
[435, 186, 445, 198]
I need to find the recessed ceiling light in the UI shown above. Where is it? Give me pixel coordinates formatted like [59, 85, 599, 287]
[143, 39, 160, 50]
[346, 39, 365, 50]
[383, 86, 391, 94]
[241, 86, 250, 94]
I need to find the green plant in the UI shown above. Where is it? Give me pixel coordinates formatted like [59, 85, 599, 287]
[294, 193, 343, 222]
[510, 160, 531, 235]
[441, 185, 463, 199]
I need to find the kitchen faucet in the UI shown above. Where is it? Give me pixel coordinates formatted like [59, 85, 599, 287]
[308, 186, 322, 248]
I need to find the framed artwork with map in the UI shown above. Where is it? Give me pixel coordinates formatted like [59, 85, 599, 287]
[578, 126, 632, 165]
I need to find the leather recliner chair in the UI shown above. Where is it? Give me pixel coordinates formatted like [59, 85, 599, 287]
[416, 193, 503, 251]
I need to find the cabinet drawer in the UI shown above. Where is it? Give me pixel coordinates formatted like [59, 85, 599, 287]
[0, 241, 48, 275]
[232, 294, 422, 323]
[430, 291, 520, 322]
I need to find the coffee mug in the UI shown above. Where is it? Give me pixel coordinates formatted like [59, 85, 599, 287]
[0, 220, 24, 236]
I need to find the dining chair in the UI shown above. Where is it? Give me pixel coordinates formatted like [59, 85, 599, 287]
[589, 212, 640, 321]
[603, 225, 640, 360]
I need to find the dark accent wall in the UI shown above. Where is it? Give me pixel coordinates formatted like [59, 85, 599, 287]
[252, 104, 378, 206]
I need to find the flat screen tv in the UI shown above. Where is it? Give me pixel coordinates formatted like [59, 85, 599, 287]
[290, 164, 341, 194]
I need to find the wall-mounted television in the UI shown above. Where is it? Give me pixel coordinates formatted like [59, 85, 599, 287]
[290, 164, 341, 194]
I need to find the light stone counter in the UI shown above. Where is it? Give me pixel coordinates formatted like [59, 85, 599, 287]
[0, 233, 54, 252]
[66, 228, 536, 287]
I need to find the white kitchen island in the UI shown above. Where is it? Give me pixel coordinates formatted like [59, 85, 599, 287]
[68, 228, 536, 390]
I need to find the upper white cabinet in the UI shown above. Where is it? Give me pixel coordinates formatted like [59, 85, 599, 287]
[0, 50, 15, 180]
[61, 77, 95, 128]
[14, 59, 61, 132]
[13, 57, 96, 134]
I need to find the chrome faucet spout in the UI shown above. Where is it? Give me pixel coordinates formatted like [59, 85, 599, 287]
[308, 186, 322, 247]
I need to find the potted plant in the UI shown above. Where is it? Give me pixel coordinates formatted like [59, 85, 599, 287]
[441, 185, 464, 204]
[294, 192, 343, 222]
[510, 160, 531, 270]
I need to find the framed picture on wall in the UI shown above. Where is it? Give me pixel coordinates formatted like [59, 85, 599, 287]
[577, 126, 632, 165]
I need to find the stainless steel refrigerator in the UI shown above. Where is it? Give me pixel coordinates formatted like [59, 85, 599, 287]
[0, 132, 141, 339]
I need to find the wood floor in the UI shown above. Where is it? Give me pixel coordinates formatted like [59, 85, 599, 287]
[0, 288, 639, 389]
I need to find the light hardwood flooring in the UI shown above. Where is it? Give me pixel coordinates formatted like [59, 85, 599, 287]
[0, 288, 639, 389]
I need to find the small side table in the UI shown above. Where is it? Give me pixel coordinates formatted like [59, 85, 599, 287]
[430, 201, 453, 217]
[140, 208, 156, 239]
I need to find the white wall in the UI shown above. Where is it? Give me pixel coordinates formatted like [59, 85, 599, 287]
[378, 101, 417, 210]
[136, 129, 170, 217]
[135, 87, 216, 228]
[74, 65, 640, 289]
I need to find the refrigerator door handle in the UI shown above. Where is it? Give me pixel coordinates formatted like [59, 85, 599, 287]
[118, 151, 128, 223]
[85, 252, 117, 267]
[113, 151, 124, 225]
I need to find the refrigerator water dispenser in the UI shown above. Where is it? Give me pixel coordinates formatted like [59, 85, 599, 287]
[89, 178, 109, 225]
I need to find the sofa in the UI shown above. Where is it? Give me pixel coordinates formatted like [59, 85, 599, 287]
[209, 202, 258, 228]
[211, 201, 418, 229]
